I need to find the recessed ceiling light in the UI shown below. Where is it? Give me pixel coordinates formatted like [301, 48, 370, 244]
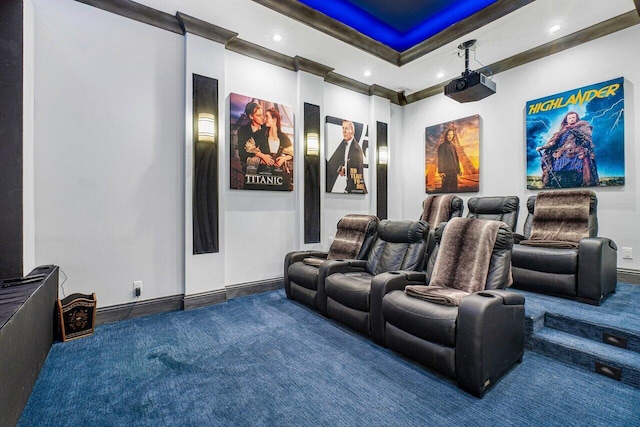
[364, 70, 372, 77]
[549, 25, 561, 33]
[436, 72, 445, 79]
[273, 34, 282, 42]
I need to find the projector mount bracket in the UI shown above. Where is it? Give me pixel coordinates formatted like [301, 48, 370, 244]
[458, 39, 477, 77]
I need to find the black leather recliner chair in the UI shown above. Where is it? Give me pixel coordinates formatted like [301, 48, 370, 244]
[285, 215, 379, 313]
[466, 196, 520, 232]
[370, 219, 524, 397]
[322, 220, 429, 334]
[511, 192, 617, 305]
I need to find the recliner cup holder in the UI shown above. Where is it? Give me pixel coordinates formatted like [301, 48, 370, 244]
[477, 292, 495, 298]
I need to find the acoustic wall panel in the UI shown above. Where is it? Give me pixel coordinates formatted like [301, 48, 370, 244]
[303, 102, 321, 243]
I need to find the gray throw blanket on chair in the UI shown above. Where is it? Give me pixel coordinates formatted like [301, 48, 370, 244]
[420, 195, 456, 227]
[520, 190, 592, 249]
[303, 215, 378, 267]
[406, 218, 504, 306]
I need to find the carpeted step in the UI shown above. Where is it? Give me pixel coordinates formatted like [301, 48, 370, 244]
[544, 312, 640, 354]
[524, 308, 545, 335]
[528, 327, 640, 389]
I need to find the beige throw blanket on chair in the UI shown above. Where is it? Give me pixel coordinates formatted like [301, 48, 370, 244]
[420, 195, 456, 226]
[303, 215, 378, 266]
[405, 218, 504, 306]
[520, 190, 593, 249]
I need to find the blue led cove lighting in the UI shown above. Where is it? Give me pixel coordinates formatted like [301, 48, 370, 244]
[298, 0, 498, 51]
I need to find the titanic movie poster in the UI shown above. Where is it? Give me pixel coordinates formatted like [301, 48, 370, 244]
[526, 77, 625, 190]
[325, 116, 368, 194]
[230, 93, 294, 191]
[425, 114, 480, 194]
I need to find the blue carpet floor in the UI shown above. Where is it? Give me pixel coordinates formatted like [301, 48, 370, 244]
[20, 290, 640, 426]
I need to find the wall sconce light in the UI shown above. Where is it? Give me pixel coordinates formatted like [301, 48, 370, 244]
[306, 132, 319, 156]
[198, 113, 216, 142]
[378, 146, 388, 165]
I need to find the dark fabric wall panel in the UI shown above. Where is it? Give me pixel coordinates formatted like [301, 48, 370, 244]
[303, 103, 321, 243]
[376, 121, 388, 220]
[192, 74, 219, 254]
[0, 0, 24, 277]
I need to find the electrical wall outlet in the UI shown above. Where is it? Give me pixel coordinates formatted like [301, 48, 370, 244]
[133, 280, 143, 296]
[622, 247, 633, 260]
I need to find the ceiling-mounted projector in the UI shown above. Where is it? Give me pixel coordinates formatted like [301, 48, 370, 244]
[444, 40, 496, 103]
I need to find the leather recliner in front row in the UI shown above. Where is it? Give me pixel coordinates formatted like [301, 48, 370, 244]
[370, 218, 524, 397]
[285, 214, 379, 313]
[322, 220, 429, 335]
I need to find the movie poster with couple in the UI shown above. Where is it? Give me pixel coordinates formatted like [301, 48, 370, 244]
[325, 116, 368, 194]
[424, 114, 480, 194]
[525, 77, 625, 190]
[230, 93, 294, 191]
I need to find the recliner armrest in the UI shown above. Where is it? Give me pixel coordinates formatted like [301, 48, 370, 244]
[577, 237, 618, 305]
[284, 250, 328, 297]
[370, 271, 427, 345]
[478, 289, 525, 305]
[456, 290, 525, 397]
[285, 250, 328, 268]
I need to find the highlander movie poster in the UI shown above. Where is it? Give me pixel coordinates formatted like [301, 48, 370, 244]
[425, 114, 480, 194]
[230, 93, 294, 191]
[325, 116, 368, 194]
[526, 77, 625, 190]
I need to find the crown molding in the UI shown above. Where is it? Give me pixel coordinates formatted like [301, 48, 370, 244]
[294, 56, 335, 78]
[75, 0, 182, 34]
[226, 38, 297, 71]
[176, 12, 238, 44]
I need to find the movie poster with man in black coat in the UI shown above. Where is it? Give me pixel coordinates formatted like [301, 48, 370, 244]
[526, 77, 625, 190]
[325, 116, 368, 194]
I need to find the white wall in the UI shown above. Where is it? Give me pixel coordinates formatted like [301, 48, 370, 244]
[183, 33, 226, 296]
[33, 0, 184, 306]
[222, 51, 299, 285]
[29, 1, 640, 309]
[399, 25, 640, 271]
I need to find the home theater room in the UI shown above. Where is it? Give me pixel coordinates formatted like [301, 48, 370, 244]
[2, 0, 640, 425]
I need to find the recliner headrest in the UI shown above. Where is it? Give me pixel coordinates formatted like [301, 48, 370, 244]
[468, 196, 519, 214]
[527, 191, 597, 215]
[337, 214, 379, 232]
[378, 220, 428, 244]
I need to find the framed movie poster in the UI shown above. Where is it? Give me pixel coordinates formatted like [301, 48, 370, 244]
[325, 116, 368, 194]
[526, 77, 625, 189]
[230, 93, 294, 191]
[425, 115, 480, 194]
